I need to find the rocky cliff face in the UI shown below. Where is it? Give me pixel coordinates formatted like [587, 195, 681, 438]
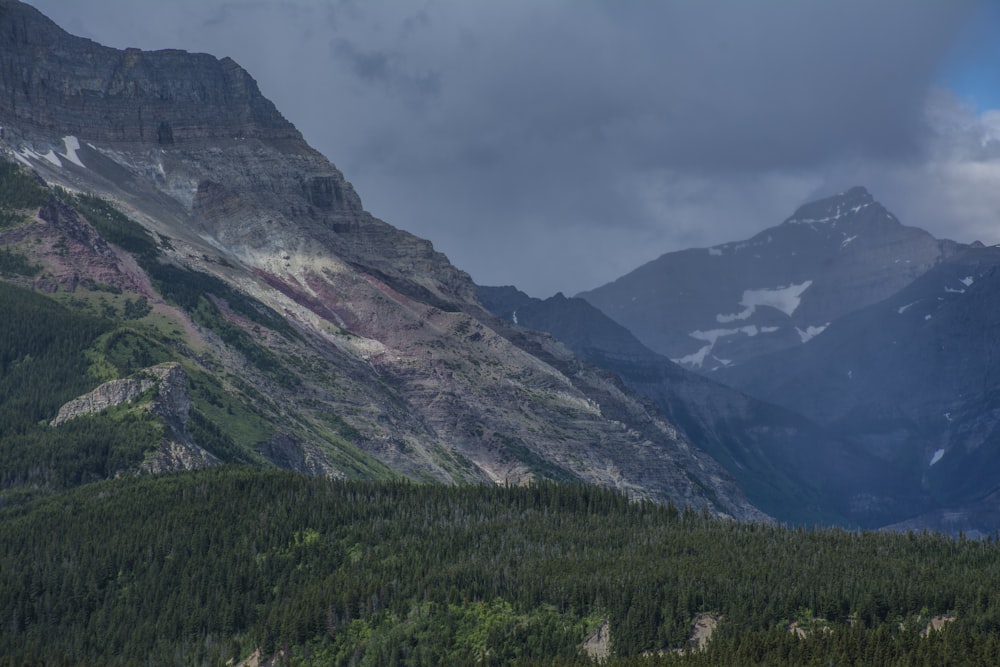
[0, 0, 296, 144]
[51, 362, 217, 473]
[0, 1, 764, 519]
[579, 187, 962, 372]
[51, 369, 160, 426]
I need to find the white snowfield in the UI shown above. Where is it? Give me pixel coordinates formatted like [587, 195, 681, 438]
[930, 449, 945, 466]
[14, 136, 86, 170]
[795, 324, 828, 343]
[61, 136, 85, 167]
[716, 280, 813, 323]
[674, 324, 785, 368]
[674, 281, 814, 368]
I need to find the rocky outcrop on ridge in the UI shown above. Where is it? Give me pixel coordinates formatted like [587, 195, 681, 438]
[51, 363, 178, 426]
[51, 362, 217, 473]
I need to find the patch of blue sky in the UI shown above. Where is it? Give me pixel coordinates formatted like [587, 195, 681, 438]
[938, 2, 1000, 113]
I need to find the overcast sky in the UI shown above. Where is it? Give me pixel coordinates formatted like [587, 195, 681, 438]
[30, 0, 1000, 297]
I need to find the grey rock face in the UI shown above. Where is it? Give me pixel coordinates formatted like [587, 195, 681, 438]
[51, 362, 218, 473]
[51, 363, 183, 426]
[578, 187, 961, 372]
[0, 0, 296, 144]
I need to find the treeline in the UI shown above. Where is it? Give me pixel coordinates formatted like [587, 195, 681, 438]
[2, 468, 1000, 665]
[0, 158, 49, 228]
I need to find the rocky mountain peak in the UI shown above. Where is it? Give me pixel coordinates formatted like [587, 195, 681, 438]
[579, 187, 961, 372]
[0, 0, 298, 145]
[781, 186, 884, 227]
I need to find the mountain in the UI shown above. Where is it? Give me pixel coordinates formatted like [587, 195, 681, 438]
[578, 186, 962, 372]
[478, 286, 889, 526]
[548, 183, 1000, 531]
[0, 1, 763, 519]
[716, 245, 1000, 532]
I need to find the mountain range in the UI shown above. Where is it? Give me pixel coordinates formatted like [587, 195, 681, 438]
[540, 184, 1000, 533]
[0, 0, 763, 521]
[8, 3, 1000, 663]
[3, 0, 999, 536]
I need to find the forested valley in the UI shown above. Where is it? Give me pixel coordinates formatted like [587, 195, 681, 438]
[2, 468, 1000, 665]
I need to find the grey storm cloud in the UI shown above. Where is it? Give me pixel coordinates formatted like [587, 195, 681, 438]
[26, 0, 995, 296]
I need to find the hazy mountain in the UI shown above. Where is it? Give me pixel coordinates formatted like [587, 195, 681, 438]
[529, 182, 1000, 531]
[478, 286, 901, 527]
[717, 245, 1000, 532]
[0, 0, 765, 519]
[578, 186, 962, 372]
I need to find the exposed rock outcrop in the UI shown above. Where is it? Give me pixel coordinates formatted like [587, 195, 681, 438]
[581, 620, 611, 662]
[50, 363, 173, 426]
[51, 362, 217, 473]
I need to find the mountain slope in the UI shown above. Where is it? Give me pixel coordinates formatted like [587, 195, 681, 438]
[0, 0, 762, 519]
[578, 187, 962, 372]
[717, 245, 1000, 530]
[478, 286, 887, 526]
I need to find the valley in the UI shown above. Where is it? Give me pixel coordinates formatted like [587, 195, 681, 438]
[2, 0, 1000, 663]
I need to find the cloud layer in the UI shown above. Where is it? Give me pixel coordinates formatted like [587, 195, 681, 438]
[29, 0, 997, 296]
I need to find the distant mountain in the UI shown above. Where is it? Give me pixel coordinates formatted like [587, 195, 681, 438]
[525, 185, 1000, 531]
[0, 0, 763, 519]
[578, 187, 962, 372]
[717, 245, 1000, 531]
[478, 286, 887, 526]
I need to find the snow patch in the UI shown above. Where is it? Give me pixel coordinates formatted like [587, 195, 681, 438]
[708, 247, 722, 256]
[925, 314, 932, 321]
[787, 201, 872, 225]
[676, 324, 772, 368]
[512, 310, 518, 325]
[929, 449, 945, 466]
[796, 324, 828, 343]
[961, 276, 975, 287]
[41, 150, 62, 167]
[840, 234, 858, 248]
[897, 301, 917, 314]
[716, 280, 813, 322]
[11, 151, 31, 167]
[60, 136, 85, 167]
[691, 325, 763, 344]
[672, 345, 712, 368]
